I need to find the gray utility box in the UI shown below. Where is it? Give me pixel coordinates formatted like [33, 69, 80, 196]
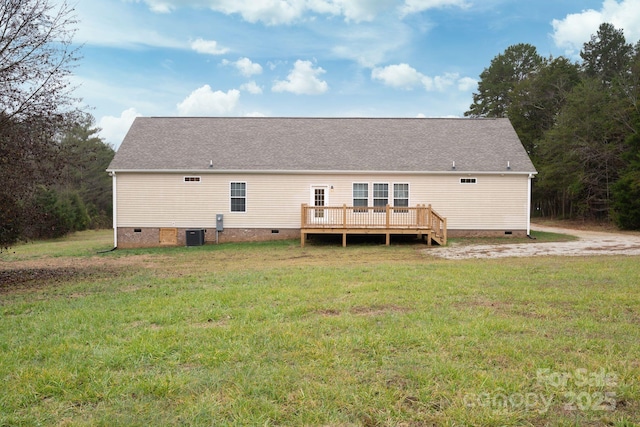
[186, 229, 205, 246]
[216, 214, 224, 231]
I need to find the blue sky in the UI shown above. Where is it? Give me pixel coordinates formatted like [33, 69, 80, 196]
[70, 0, 640, 148]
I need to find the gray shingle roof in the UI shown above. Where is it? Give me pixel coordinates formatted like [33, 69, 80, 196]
[107, 117, 537, 173]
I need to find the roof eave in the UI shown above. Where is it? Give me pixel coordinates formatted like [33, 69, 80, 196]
[106, 168, 538, 175]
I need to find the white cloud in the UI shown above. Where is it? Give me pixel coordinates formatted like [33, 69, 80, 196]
[400, 0, 470, 16]
[75, 1, 184, 49]
[457, 76, 477, 92]
[205, 0, 307, 25]
[552, 0, 640, 55]
[145, 1, 174, 13]
[272, 60, 329, 95]
[331, 20, 412, 67]
[98, 108, 143, 148]
[371, 63, 428, 89]
[330, 0, 396, 22]
[372, 64, 474, 92]
[223, 57, 263, 77]
[131, 0, 470, 25]
[432, 73, 458, 91]
[177, 86, 240, 115]
[240, 81, 264, 94]
[132, 0, 332, 24]
[245, 112, 268, 117]
[191, 38, 230, 55]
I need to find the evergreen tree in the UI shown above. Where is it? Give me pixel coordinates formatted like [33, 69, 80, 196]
[465, 43, 543, 118]
[508, 56, 580, 158]
[611, 45, 640, 228]
[58, 115, 115, 229]
[581, 23, 633, 85]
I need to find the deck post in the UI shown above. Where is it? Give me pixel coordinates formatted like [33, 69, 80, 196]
[301, 204, 307, 228]
[427, 204, 432, 229]
[343, 204, 347, 228]
[342, 233, 347, 247]
[300, 204, 307, 248]
[385, 232, 390, 246]
[443, 218, 447, 245]
[386, 204, 390, 228]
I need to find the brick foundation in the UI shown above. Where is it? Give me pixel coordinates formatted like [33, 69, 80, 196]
[214, 228, 300, 243]
[116, 227, 529, 248]
[116, 227, 300, 248]
[446, 229, 528, 238]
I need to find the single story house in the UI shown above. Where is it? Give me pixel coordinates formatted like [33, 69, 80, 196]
[107, 117, 537, 248]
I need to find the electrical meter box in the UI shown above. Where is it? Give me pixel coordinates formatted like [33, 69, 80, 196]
[216, 214, 224, 231]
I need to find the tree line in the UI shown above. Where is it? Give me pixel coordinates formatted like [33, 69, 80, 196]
[466, 23, 640, 229]
[1, 0, 114, 249]
[1, 113, 115, 247]
[3, 0, 640, 251]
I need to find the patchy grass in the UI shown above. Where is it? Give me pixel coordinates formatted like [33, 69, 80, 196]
[0, 229, 114, 261]
[532, 218, 633, 233]
[447, 229, 578, 247]
[1, 232, 639, 426]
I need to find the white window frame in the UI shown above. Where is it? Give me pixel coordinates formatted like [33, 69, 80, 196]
[460, 178, 477, 184]
[393, 183, 409, 211]
[183, 176, 201, 183]
[373, 182, 389, 212]
[352, 182, 369, 212]
[230, 182, 247, 213]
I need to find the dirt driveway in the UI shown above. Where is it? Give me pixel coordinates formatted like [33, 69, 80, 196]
[429, 224, 640, 259]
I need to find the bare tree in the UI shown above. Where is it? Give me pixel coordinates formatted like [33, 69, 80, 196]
[0, 0, 82, 248]
[0, 0, 80, 122]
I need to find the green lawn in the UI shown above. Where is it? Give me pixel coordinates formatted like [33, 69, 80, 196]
[1, 231, 639, 426]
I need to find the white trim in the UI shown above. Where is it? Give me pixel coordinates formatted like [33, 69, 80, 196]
[527, 173, 534, 235]
[107, 168, 538, 176]
[373, 182, 389, 209]
[351, 181, 411, 208]
[392, 182, 410, 208]
[310, 184, 330, 206]
[310, 185, 330, 223]
[352, 181, 369, 207]
[112, 172, 118, 247]
[229, 181, 247, 213]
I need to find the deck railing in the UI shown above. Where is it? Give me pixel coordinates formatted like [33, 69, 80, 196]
[301, 203, 447, 244]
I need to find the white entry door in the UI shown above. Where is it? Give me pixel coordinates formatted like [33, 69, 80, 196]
[311, 186, 328, 221]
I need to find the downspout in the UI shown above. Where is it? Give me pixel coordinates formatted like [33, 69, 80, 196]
[527, 173, 534, 238]
[112, 171, 118, 248]
[98, 171, 118, 253]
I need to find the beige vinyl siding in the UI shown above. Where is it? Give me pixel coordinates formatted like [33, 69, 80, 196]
[116, 174, 216, 227]
[425, 175, 530, 230]
[116, 172, 530, 230]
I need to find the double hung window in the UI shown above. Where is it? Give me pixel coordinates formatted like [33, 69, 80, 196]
[373, 183, 388, 212]
[230, 182, 246, 212]
[393, 183, 409, 212]
[353, 183, 368, 212]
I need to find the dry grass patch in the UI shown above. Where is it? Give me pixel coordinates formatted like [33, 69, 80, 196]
[1, 231, 639, 426]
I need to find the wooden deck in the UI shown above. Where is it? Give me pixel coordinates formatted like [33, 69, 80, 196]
[301, 204, 447, 247]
